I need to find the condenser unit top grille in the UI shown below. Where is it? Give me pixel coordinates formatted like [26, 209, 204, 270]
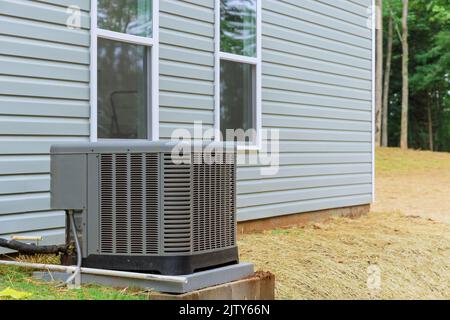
[51, 141, 236, 155]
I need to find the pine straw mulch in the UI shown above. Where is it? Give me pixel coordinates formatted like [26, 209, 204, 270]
[238, 212, 450, 300]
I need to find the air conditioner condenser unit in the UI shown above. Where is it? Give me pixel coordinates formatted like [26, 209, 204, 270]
[50, 141, 238, 275]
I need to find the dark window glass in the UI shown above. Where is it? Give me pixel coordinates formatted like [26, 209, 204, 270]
[220, 0, 257, 57]
[220, 60, 255, 142]
[97, 0, 153, 37]
[97, 38, 149, 139]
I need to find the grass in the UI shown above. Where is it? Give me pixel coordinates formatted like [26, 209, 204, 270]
[0, 265, 151, 300]
[0, 256, 151, 300]
[376, 147, 450, 175]
[239, 212, 450, 300]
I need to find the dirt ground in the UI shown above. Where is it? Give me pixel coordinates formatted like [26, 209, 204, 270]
[239, 212, 450, 300]
[373, 148, 450, 224]
[239, 148, 450, 300]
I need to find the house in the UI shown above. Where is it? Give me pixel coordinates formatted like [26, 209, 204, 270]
[0, 0, 375, 251]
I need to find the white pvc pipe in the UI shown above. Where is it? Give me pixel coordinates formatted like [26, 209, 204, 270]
[80, 267, 188, 283]
[0, 260, 71, 273]
[0, 260, 188, 284]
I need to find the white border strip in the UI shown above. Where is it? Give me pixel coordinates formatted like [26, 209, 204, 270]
[371, 0, 376, 202]
[214, 0, 262, 150]
[90, 1, 159, 142]
[256, 0, 262, 150]
[152, 0, 160, 141]
[219, 52, 258, 65]
[89, 0, 98, 142]
[96, 29, 154, 46]
[214, 0, 221, 141]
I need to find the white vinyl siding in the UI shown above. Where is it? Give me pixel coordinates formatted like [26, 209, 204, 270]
[157, 0, 374, 222]
[0, 0, 91, 252]
[0, 0, 374, 250]
[236, 0, 373, 221]
[159, 0, 216, 139]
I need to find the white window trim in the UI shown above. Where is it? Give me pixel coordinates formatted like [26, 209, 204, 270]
[90, 0, 159, 142]
[371, 0, 376, 202]
[214, 0, 262, 150]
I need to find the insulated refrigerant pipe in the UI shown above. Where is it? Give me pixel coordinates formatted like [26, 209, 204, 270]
[0, 260, 188, 284]
[64, 210, 82, 285]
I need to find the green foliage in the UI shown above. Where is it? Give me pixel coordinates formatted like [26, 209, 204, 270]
[384, 0, 450, 151]
[220, 0, 257, 57]
[0, 267, 150, 300]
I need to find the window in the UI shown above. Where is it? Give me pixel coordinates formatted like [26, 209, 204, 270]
[91, 0, 159, 141]
[215, 0, 261, 147]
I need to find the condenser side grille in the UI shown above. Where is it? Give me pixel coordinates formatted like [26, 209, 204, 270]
[192, 152, 236, 252]
[145, 154, 159, 254]
[227, 153, 236, 248]
[99, 153, 159, 255]
[99, 154, 114, 254]
[130, 154, 143, 254]
[162, 153, 192, 254]
[115, 154, 128, 254]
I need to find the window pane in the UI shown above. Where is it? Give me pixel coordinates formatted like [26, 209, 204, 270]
[220, 0, 257, 57]
[220, 60, 255, 142]
[97, 38, 149, 139]
[97, 0, 152, 37]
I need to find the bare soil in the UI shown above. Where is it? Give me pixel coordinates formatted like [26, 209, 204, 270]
[373, 148, 450, 224]
[373, 171, 450, 223]
[239, 148, 450, 299]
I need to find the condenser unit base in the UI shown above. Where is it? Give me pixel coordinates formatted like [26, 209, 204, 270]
[81, 247, 239, 275]
[34, 262, 254, 294]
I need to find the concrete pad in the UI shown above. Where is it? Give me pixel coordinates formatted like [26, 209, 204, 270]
[151, 272, 276, 300]
[34, 263, 255, 294]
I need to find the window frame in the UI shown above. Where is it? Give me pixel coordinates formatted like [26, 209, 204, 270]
[214, 0, 262, 150]
[90, 0, 159, 142]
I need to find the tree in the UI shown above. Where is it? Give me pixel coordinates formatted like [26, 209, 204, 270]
[375, 0, 384, 147]
[408, 0, 450, 151]
[400, 0, 410, 149]
[382, 0, 449, 152]
[428, 97, 434, 150]
[382, 7, 394, 147]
